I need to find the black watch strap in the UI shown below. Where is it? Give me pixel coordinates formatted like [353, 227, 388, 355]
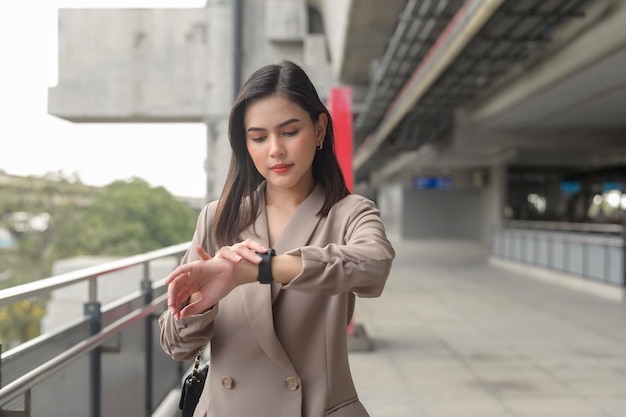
[256, 248, 276, 284]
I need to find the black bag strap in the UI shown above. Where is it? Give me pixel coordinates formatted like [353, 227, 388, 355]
[190, 347, 204, 382]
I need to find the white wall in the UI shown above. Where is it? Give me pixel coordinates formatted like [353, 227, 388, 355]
[402, 187, 483, 240]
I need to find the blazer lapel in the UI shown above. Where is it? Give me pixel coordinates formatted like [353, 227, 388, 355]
[272, 183, 325, 255]
[239, 183, 325, 373]
[239, 284, 297, 372]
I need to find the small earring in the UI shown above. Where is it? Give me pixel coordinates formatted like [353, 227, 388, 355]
[316, 143, 323, 151]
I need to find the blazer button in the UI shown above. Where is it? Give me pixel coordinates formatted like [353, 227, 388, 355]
[221, 376, 235, 390]
[285, 376, 300, 391]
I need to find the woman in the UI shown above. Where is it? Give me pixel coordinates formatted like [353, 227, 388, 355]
[159, 60, 395, 417]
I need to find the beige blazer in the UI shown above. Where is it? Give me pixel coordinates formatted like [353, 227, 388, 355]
[159, 184, 395, 417]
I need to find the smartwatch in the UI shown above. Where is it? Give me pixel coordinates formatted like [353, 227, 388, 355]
[256, 248, 276, 284]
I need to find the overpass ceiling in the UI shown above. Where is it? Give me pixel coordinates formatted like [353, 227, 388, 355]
[338, 0, 406, 84]
[349, 0, 605, 183]
[478, 43, 626, 129]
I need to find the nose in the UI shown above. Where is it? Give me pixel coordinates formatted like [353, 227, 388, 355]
[268, 135, 285, 158]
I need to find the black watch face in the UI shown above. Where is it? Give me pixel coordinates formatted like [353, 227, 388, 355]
[257, 249, 275, 284]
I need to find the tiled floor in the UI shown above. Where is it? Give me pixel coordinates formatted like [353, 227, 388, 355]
[350, 239, 626, 417]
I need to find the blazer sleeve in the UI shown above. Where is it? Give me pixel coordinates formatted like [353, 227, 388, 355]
[282, 196, 395, 298]
[159, 201, 220, 361]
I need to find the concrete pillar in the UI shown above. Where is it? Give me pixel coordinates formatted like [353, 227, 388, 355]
[481, 164, 506, 245]
[204, 122, 217, 203]
[376, 182, 403, 240]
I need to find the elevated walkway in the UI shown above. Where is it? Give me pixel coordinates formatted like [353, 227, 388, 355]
[351, 239, 626, 417]
[2, 239, 625, 416]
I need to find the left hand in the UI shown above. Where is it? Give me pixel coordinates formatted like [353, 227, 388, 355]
[167, 240, 268, 319]
[165, 256, 237, 319]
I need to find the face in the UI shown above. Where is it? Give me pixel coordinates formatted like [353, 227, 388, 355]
[244, 94, 327, 194]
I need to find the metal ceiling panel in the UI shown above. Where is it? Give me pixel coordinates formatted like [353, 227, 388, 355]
[354, 0, 595, 182]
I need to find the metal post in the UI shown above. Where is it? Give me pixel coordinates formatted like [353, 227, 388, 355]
[85, 275, 100, 417]
[84, 300, 101, 417]
[622, 227, 626, 286]
[233, 0, 243, 99]
[205, 122, 218, 202]
[141, 263, 153, 417]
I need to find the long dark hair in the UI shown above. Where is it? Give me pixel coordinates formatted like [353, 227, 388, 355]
[213, 60, 350, 247]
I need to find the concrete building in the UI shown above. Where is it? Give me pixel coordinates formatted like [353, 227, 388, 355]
[48, 0, 625, 286]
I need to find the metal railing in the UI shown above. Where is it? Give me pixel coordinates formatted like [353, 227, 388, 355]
[501, 220, 624, 235]
[0, 242, 191, 417]
[492, 221, 625, 285]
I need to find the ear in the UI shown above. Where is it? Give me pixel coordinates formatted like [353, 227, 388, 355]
[315, 113, 328, 142]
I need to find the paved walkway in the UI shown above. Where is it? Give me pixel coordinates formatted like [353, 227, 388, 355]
[350, 239, 626, 417]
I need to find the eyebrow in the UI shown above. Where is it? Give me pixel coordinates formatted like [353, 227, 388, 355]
[247, 118, 300, 132]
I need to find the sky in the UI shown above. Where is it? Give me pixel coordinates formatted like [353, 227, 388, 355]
[0, 1, 211, 198]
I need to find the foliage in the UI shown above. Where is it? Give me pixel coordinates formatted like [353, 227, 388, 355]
[0, 173, 199, 347]
[0, 299, 45, 350]
[52, 177, 197, 257]
[0, 172, 92, 287]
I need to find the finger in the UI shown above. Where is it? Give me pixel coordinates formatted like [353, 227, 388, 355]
[167, 275, 184, 303]
[167, 273, 191, 317]
[217, 247, 243, 262]
[195, 246, 212, 261]
[229, 240, 265, 263]
[175, 288, 191, 304]
[165, 265, 189, 284]
[167, 284, 181, 319]
[237, 248, 263, 264]
[241, 239, 267, 253]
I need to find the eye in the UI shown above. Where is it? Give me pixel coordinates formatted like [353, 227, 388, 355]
[250, 136, 266, 143]
[283, 130, 298, 137]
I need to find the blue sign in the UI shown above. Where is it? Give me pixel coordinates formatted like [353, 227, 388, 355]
[560, 181, 581, 194]
[413, 176, 452, 190]
[602, 182, 623, 192]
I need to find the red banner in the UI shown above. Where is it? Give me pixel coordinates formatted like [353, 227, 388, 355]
[328, 87, 353, 192]
[328, 87, 356, 336]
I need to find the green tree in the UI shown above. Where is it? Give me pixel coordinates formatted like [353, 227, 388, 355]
[51, 177, 197, 257]
[0, 172, 95, 287]
[1, 174, 198, 347]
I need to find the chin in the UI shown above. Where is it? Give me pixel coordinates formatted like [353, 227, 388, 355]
[268, 176, 303, 189]
[268, 179, 296, 189]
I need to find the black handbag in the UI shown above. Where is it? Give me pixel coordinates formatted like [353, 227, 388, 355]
[179, 347, 209, 417]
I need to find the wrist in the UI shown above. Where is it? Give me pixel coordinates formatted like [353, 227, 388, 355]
[234, 258, 258, 285]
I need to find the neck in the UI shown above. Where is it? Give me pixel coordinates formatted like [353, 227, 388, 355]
[265, 179, 315, 210]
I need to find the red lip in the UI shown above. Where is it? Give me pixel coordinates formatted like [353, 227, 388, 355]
[271, 164, 292, 173]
